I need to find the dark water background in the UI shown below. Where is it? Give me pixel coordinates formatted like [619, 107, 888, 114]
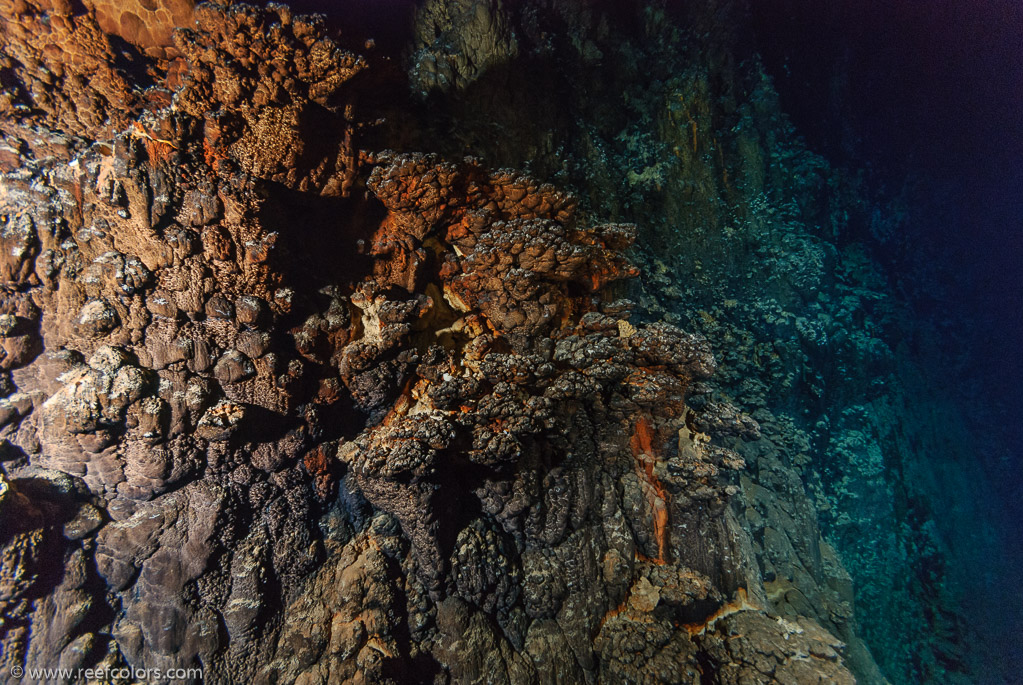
[751, 0, 1023, 485]
[751, 0, 1023, 678]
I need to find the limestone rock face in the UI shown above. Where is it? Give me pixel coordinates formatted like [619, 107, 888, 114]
[0, 2, 865, 683]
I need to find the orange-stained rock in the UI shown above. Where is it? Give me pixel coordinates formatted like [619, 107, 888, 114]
[85, 0, 195, 59]
[0, 3, 854, 684]
[0, 0, 141, 139]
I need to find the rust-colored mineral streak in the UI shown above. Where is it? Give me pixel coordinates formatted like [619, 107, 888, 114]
[630, 415, 670, 564]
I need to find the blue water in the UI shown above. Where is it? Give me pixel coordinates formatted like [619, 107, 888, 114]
[753, 1, 1023, 679]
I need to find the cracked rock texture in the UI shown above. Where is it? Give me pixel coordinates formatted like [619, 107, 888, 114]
[0, 0, 976, 683]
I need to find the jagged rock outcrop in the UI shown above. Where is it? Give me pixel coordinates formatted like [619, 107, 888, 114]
[409, 0, 519, 96]
[0, 2, 872, 683]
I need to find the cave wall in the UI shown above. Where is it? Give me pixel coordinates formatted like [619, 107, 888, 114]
[0, 0, 985, 683]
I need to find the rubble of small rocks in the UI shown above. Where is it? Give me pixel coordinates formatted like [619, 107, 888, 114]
[0, 2, 870, 683]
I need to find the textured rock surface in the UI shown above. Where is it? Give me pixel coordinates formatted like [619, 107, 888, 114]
[85, 0, 195, 58]
[0, 0, 979, 683]
[390, 1, 987, 682]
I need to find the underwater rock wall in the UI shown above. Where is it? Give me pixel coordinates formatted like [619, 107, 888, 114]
[0, 0, 986, 683]
[398, 1, 984, 682]
[0, 2, 872, 683]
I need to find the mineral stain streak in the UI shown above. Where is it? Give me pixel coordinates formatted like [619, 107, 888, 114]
[629, 415, 669, 565]
[0, 2, 863, 683]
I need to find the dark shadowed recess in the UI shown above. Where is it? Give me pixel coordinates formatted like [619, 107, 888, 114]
[254, 0, 417, 51]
